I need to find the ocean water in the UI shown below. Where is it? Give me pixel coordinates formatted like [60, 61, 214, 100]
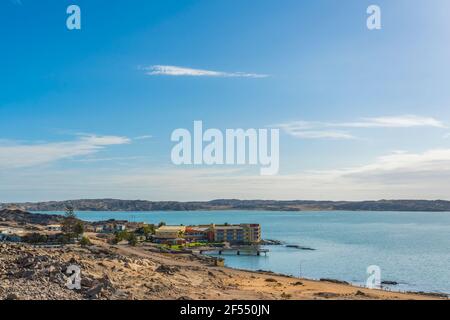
[38, 210, 450, 294]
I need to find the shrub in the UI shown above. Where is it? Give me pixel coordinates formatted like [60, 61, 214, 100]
[79, 236, 92, 247]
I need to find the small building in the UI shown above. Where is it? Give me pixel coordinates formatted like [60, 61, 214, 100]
[46, 224, 62, 232]
[115, 224, 126, 232]
[184, 226, 212, 242]
[95, 223, 127, 233]
[0, 233, 22, 242]
[154, 226, 186, 240]
[0, 227, 26, 243]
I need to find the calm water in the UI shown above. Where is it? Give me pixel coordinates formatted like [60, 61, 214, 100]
[38, 210, 450, 294]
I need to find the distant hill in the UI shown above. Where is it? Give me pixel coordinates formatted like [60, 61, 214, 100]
[1, 199, 450, 212]
[0, 209, 64, 225]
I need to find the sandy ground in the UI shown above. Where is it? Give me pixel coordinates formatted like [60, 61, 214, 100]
[85, 237, 443, 300]
[0, 232, 446, 300]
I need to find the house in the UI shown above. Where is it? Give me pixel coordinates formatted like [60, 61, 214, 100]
[0, 227, 26, 242]
[46, 224, 62, 232]
[154, 226, 186, 240]
[95, 222, 127, 233]
[0, 233, 22, 242]
[115, 224, 126, 232]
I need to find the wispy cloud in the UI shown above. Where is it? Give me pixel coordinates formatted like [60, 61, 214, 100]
[0, 135, 130, 169]
[332, 149, 450, 178]
[338, 115, 446, 128]
[9, 0, 22, 5]
[134, 135, 153, 140]
[3, 148, 450, 201]
[276, 115, 446, 140]
[141, 65, 268, 78]
[284, 129, 356, 140]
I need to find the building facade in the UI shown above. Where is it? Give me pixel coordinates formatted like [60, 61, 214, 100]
[153, 224, 261, 245]
[212, 224, 261, 244]
[154, 226, 186, 239]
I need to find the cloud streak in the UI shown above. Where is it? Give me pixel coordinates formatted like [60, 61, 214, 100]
[3, 147, 450, 201]
[0, 135, 131, 169]
[142, 65, 268, 78]
[276, 115, 446, 140]
[337, 115, 446, 129]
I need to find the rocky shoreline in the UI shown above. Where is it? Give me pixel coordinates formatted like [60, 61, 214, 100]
[1, 242, 447, 300]
[1, 209, 448, 300]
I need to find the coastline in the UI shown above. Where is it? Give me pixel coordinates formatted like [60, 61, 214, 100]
[1, 212, 443, 298]
[1, 240, 447, 300]
[224, 266, 449, 299]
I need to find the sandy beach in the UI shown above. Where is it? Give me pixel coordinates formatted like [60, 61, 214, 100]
[0, 237, 444, 300]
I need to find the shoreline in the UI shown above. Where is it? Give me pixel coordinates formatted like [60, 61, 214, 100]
[2, 240, 446, 300]
[8, 209, 450, 296]
[0, 209, 449, 299]
[225, 266, 450, 299]
[29, 209, 450, 213]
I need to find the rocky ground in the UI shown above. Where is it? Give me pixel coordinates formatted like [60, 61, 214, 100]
[0, 242, 446, 300]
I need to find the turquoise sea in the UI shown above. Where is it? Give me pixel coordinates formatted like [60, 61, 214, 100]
[37, 210, 450, 294]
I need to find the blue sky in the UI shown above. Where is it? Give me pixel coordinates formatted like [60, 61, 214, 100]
[1, 0, 450, 202]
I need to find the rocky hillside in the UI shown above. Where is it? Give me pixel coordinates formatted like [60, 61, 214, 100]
[1, 242, 441, 300]
[0, 209, 64, 225]
[0, 243, 138, 300]
[2, 199, 450, 212]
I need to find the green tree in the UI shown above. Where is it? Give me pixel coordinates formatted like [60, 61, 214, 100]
[79, 236, 92, 247]
[136, 224, 155, 236]
[158, 221, 166, 228]
[128, 233, 138, 246]
[112, 230, 138, 246]
[24, 233, 47, 244]
[62, 206, 84, 242]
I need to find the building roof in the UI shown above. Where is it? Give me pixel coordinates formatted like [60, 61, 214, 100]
[0, 227, 27, 235]
[214, 225, 243, 230]
[156, 226, 186, 232]
[185, 226, 209, 232]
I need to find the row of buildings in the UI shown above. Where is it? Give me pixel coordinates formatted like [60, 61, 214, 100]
[154, 224, 261, 245]
[1, 221, 262, 246]
[0, 227, 27, 242]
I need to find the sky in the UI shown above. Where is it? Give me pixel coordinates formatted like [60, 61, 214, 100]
[1, 0, 450, 202]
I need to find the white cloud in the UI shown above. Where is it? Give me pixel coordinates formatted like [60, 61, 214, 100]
[276, 115, 446, 140]
[284, 130, 355, 140]
[3, 148, 450, 201]
[134, 135, 153, 140]
[339, 115, 446, 128]
[142, 65, 268, 78]
[331, 149, 450, 177]
[276, 121, 356, 140]
[0, 135, 130, 169]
